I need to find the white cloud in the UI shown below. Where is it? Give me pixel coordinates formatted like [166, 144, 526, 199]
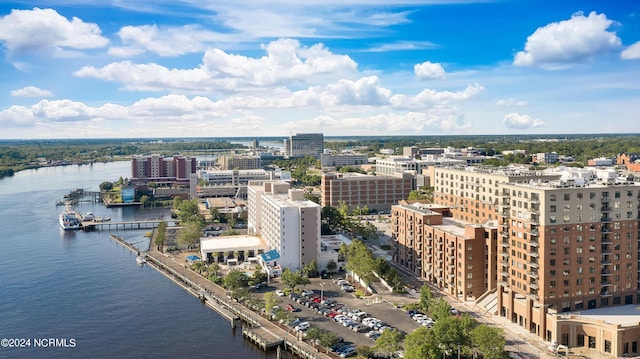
[0, 105, 37, 126]
[280, 108, 470, 135]
[109, 24, 242, 57]
[390, 83, 484, 109]
[503, 112, 545, 129]
[496, 98, 527, 107]
[514, 11, 621, 68]
[10, 86, 53, 98]
[76, 38, 358, 93]
[366, 41, 438, 52]
[621, 41, 640, 60]
[414, 61, 445, 80]
[0, 8, 109, 55]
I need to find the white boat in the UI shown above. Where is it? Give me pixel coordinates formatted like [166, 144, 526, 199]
[136, 255, 147, 265]
[59, 204, 82, 230]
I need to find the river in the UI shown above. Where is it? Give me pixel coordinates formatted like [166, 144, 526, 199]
[0, 161, 289, 359]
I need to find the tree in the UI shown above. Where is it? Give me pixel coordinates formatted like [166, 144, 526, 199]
[99, 181, 113, 191]
[318, 332, 341, 351]
[404, 327, 441, 359]
[140, 194, 150, 207]
[154, 221, 167, 251]
[227, 213, 237, 228]
[356, 345, 374, 359]
[339, 240, 376, 284]
[223, 269, 249, 291]
[429, 298, 452, 321]
[302, 260, 319, 278]
[374, 328, 404, 356]
[407, 190, 427, 200]
[208, 262, 219, 277]
[178, 199, 201, 223]
[209, 207, 220, 222]
[263, 291, 279, 316]
[430, 315, 473, 356]
[326, 260, 338, 273]
[419, 285, 434, 313]
[470, 325, 506, 359]
[280, 268, 310, 293]
[176, 221, 203, 249]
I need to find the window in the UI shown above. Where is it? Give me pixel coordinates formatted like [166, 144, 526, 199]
[550, 205, 557, 213]
[564, 193, 570, 201]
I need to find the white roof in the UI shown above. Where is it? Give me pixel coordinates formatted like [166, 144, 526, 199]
[200, 235, 268, 252]
[565, 304, 640, 327]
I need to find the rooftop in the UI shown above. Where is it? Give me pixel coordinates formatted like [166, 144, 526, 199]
[561, 304, 640, 327]
[200, 235, 267, 252]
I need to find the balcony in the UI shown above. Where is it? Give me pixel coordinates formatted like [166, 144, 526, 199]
[529, 262, 539, 269]
[528, 272, 539, 279]
[500, 242, 510, 248]
[499, 260, 509, 267]
[529, 240, 539, 247]
[500, 271, 509, 277]
[529, 229, 539, 236]
[601, 206, 611, 212]
[600, 281, 612, 287]
[500, 252, 509, 258]
[528, 251, 539, 258]
[529, 283, 539, 290]
[500, 231, 510, 238]
[600, 291, 612, 297]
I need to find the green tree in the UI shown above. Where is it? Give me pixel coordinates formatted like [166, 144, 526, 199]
[99, 181, 113, 191]
[263, 291, 280, 316]
[178, 199, 201, 223]
[280, 268, 310, 293]
[339, 239, 376, 284]
[419, 285, 434, 313]
[209, 207, 220, 222]
[208, 262, 219, 277]
[302, 260, 319, 277]
[407, 190, 427, 200]
[318, 331, 341, 351]
[356, 345, 374, 359]
[429, 298, 452, 321]
[326, 260, 338, 273]
[374, 328, 404, 356]
[176, 221, 203, 249]
[154, 221, 167, 251]
[470, 325, 506, 359]
[404, 327, 441, 359]
[223, 269, 249, 291]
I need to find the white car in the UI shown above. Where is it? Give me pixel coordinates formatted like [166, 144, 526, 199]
[294, 322, 310, 331]
[275, 289, 285, 297]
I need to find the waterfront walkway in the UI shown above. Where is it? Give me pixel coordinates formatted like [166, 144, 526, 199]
[144, 244, 332, 359]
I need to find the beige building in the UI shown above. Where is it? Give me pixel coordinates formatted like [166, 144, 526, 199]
[393, 165, 640, 357]
[218, 154, 262, 170]
[321, 172, 413, 212]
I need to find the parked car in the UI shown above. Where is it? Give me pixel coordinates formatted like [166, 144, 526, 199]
[301, 290, 314, 297]
[275, 289, 285, 297]
[339, 346, 356, 358]
[294, 322, 310, 332]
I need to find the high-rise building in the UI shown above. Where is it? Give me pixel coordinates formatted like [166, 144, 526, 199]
[218, 154, 262, 170]
[283, 133, 324, 158]
[322, 172, 413, 212]
[247, 181, 321, 270]
[131, 154, 196, 184]
[393, 165, 640, 356]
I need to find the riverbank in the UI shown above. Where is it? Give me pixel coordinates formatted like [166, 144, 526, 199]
[133, 235, 333, 359]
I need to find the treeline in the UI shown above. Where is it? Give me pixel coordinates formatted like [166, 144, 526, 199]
[0, 139, 244, 179]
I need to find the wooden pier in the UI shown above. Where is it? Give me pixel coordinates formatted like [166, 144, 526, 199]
[83, 219, 169, 231]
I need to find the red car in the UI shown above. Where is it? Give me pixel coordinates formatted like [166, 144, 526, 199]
[286, 304, 299, 312]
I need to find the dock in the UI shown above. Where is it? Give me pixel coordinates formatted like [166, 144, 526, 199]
[138, 240, 332, 359]
[83, 219, 168, 230]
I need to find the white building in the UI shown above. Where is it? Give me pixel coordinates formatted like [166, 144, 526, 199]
[247, 181, 321, 271]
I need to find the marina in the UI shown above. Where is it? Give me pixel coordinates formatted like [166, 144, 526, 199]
[109, 233, 331, 359]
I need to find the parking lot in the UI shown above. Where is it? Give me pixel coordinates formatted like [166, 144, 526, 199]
[253, 275, 421, 353]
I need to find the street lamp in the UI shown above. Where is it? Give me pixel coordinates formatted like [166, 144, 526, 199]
[320, 282, 326, 301]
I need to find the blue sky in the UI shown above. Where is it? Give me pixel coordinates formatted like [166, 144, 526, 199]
[0, 0, 639, 139]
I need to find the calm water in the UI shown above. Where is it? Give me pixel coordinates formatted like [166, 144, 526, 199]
[0, 161, 288, 358]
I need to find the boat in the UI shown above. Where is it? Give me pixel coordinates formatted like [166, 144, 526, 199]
[136, 254, 147, 265]
[59, 204, 82, 230]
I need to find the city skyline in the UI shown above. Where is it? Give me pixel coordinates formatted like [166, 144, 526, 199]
[0, 1, 639, 139]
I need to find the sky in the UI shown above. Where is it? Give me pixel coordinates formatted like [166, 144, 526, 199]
[0, 0, 639, 139]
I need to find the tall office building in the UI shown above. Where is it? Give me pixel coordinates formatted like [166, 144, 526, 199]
[393, 165, 640, 356]
[247, 181, 321, 270]
[283, 133, 324, 159]
[131, 154, 196, 184]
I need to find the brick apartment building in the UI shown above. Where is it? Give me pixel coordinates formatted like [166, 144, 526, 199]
[392, 165, 640, 357]
[321, 172, 413, 212]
